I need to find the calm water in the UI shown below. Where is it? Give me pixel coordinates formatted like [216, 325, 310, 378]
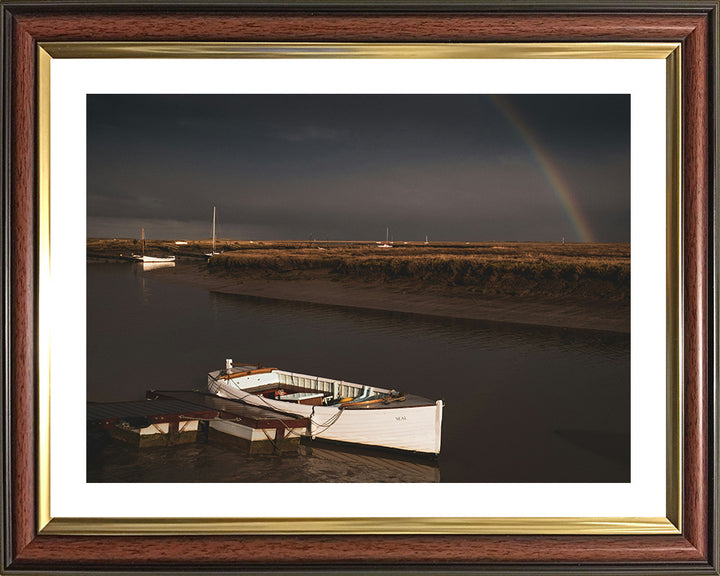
[87, 263, 630, 483]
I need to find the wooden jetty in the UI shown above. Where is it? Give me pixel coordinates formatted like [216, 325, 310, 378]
[87, 397, 216, 447]
[149, 390, 308, 453]
[88, 391, 309, 453]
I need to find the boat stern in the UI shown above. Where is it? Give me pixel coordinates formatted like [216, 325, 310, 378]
[434, 399, 444, 455]
[207, 360, 279, 395]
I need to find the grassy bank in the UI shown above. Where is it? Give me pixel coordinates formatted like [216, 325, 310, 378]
[87, 239, 629, 303]
[87, 237, 214, 260]
[208, 242, 629, 303]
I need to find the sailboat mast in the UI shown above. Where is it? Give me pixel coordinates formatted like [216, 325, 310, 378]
[386, 227, 389, 244]
[212, 206, 216, 254]
[141, 228, 145, 257]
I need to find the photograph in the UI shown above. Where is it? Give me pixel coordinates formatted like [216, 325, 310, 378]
[86, 93, 631, 483]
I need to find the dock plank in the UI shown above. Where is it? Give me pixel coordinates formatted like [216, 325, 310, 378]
[146, 390, 309, 429]
[87, 399, 217, 426]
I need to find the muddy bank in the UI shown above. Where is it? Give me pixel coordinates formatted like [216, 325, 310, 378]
[147, 264, 629, 333]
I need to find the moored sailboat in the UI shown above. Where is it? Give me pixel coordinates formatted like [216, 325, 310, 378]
[131, 228, 176, 263]
[376, 227, 393, 248]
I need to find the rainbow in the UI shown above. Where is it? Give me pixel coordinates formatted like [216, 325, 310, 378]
[490, 95, 596, 243]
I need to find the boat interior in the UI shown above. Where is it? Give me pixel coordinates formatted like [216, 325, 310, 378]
[239, 382, 427, 410]
[216, 362, 435, 409]
[243, 383, 327, 406]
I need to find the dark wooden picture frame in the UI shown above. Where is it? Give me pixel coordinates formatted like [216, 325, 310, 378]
[1, 1, 717, 573]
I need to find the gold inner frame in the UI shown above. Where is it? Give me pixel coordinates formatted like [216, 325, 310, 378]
[36, 41, 682, 536]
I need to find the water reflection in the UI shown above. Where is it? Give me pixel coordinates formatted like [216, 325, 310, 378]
[87, 264, 630, 482]
[88, 435, 440, 483]
[132, 261, 176, 304]
[209, 291, 629, 359]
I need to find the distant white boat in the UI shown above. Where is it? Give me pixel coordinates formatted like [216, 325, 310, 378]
[205, 206, 221, 257]
[135, 255, 176, 263]
[208, 359, 443, 455]
[376, 227, 393, 248]
[131, 228, 176, 263]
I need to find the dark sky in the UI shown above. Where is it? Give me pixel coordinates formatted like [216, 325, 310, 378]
[87, 94, 630, 243]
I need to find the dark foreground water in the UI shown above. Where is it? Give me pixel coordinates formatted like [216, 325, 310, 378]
[87, 263, 630, 483]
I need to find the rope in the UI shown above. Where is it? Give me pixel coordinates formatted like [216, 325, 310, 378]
[307, 405, 345, 435]
[210, 373, 346, 436]
[261, 428, 279, 452]
[224, 415, 306, 439]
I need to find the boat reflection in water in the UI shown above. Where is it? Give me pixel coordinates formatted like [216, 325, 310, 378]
[297, 441, 441, 483]
[140, 260, 176, 271]
[134, 260, 176, 305]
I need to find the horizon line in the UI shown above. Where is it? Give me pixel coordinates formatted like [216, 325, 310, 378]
[87, 237, 627, 245]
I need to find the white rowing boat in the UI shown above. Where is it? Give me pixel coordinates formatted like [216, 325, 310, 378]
[207, 359, 443, 455]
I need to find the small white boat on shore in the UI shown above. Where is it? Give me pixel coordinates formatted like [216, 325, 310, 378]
[207, 360, 443, 455]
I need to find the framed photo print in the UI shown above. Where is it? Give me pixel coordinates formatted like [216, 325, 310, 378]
[1, 1, 717, 574]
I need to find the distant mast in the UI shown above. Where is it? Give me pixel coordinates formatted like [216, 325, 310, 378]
[141, 227, 145, 257]
[211, 206, 216, 254]
[205, 206, 220, 257]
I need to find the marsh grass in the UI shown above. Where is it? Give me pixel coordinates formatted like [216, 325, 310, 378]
[87, 239, 629, 302]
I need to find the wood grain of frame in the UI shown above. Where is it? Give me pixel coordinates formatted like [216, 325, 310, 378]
[1, 2, 717, 574]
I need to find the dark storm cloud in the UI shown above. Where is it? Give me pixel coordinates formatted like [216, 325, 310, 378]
[87, 94, 630, 242]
